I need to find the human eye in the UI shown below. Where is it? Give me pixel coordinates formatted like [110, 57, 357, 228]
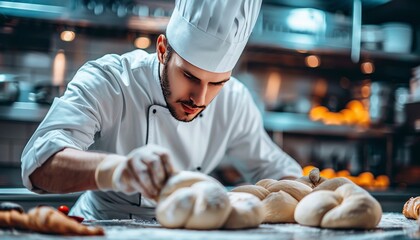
[210, 81, 225, 86]
[183, 72, 192, 79]
[183, 72, 198, 83]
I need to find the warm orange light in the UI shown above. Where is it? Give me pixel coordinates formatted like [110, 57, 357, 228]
[374, 175, 390, 188]
[361, 85, 371, 98]
[316, 168, 389, 190]
[305, 55, 320, 68]
[265, 72, 281, 104]
[309, 100, 370, 127]
[358, 172, 375, 187]
[323, 112, 342, 125]
[60, 30, 75, 42]
[361, 62, 375, 74]
[347, 100, 364, 114]
[134, 36, 151, 49]
[345, 175, 360, 185]
[336, 170, 350, 177]
[309, 106, 329, 121]
[302, 165, 316, 176]
[52, 50, 66, 86]
[320, 168, 336, 179]
[340, 109, 356, 125]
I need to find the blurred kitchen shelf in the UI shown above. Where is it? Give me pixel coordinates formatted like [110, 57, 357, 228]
[0, 102, 49, 122]
[361, 49, 420, 63]
[243, 44, 419, 82]
[246, 44, 420, 65]
[264, 111, 394, 138]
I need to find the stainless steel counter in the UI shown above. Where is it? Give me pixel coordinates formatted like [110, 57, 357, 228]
[0, 213, 419, 239]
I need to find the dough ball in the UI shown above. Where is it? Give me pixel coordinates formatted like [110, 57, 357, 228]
[265, 180, 312, 201]
[157, 179, 231, 230]
[313, 177, 353, 192]
[159, 171, 221, 201]
[156, 188, 196, 228]
[255, 179, 278, 189]
[295, 183, 382, 229]
[231, 185, 270, 200]
[294, 190, 341, 226]
[184, 181, 231, 229]
[263, 191, 298, 223]
[223, 192, 264, 229]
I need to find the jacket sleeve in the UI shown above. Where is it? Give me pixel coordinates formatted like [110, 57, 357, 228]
[225, 85, 302, 183]
[21, 58, 123, 193]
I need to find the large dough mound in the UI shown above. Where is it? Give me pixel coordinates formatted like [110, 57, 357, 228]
[294, 183, 382, 229]
[156, 171, 264, 230]
[231, 168, 381, 229]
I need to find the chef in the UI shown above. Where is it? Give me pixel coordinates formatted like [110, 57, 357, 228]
[21, 0, 302, 220]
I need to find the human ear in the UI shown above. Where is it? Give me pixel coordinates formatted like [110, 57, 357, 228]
[156, 34, 168, 64]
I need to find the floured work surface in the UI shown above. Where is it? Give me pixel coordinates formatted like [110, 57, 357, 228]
[1, 213, 419, 239]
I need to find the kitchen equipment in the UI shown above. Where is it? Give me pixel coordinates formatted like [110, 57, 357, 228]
[382, 22, 412, 53]
[0, 74, 20, 104]
[250, 6, 352, 50]
[28, 82, 63, 104]
[361, 25, 383, 51]
[369, 82, 394, 125]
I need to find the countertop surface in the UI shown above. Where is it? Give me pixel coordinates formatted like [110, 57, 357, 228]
[1, 213, 419, 239]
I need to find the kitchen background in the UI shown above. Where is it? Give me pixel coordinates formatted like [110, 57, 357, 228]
[0, 0, 419, 210]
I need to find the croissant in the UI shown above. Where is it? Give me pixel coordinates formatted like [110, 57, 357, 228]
[0, 206, 104, 236]
[403, 196, 420, 220]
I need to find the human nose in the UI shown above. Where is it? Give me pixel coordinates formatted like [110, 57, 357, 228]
[191, 83, 207, 107]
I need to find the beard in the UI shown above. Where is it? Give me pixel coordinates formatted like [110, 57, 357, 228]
[160, 63, 205, 122]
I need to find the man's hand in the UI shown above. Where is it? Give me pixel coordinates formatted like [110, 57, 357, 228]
[95, 144, 174, 199]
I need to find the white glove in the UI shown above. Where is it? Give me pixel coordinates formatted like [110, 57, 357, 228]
[95, 144, 174, 198]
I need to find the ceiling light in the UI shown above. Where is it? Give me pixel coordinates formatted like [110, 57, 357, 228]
[60, 30, 75, 42]
[305, 55, 320, 68]
[134, 36, 151, 49]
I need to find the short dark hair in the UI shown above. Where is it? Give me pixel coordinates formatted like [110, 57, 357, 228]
[164, 43, 173, 65]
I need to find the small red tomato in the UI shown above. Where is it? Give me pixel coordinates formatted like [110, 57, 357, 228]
[58, 205, 70, 215]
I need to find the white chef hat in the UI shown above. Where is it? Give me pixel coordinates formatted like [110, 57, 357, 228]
[166, 0, 262, 73]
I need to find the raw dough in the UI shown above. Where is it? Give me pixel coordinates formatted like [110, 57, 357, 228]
[156, 171, 264, 230]
[223, 192, 264, 229]
[232, 179, 312, 223]
[294, 183, 382, 229]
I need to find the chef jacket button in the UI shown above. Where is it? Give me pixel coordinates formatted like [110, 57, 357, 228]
[196, 167, 201, 171]
[152, 109, 157, 114]
[199, 114, 203, 118]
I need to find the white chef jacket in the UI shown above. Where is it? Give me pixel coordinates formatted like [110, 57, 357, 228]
[21, 50, 302, 220]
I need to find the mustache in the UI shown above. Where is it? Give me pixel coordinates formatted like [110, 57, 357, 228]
[177, 99, 206, 109]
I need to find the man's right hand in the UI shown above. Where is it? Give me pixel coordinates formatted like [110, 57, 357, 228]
[94, 144, 174, 199]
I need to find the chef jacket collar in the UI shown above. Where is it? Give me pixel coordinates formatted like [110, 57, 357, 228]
[151, 53, 167, 107]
